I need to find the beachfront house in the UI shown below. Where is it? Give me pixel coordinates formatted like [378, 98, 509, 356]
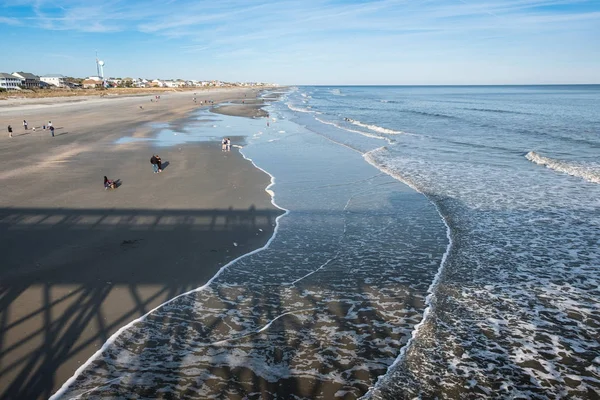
[40, 74, 66, 88]
[0, 73, 22, 90]
[11, 72, 41, 88]
[82, 79, 102, 89]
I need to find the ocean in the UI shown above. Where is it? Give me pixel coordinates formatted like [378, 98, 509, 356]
[54, 85, 600, 399]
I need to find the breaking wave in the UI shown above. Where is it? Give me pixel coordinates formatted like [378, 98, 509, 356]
[286, 103, 317, 114]
[315, 117, 387, 141]
[345, 118, 403, 135]
[525, 151, 600, 184]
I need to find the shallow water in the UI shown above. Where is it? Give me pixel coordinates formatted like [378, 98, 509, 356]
[54, 86, 600, 399]
[289, 85, 600, 399]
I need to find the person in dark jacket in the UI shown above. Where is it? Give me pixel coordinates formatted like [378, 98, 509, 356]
[7, 125, 12, 138]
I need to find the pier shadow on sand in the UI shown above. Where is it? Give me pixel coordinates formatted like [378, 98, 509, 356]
[0, 206, 281, 400]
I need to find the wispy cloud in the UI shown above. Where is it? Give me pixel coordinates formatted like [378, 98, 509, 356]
[6, 0, 600, 37]
[0, 16, 23, 26]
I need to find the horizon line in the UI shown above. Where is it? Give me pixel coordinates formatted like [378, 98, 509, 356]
[297, 83, 600, 87]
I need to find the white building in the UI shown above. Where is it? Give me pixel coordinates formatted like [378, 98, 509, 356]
[0, 72, 22, 90]
[40, 74, 67, 87]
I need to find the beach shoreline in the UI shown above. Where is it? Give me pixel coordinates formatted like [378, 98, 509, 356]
[0, 88, 282, 399]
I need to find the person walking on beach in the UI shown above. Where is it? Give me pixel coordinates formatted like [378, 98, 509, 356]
[221, 138, 227, 151]
[150, 154, 159, 173]
[49, 125, 55, 137]
[226, 138, 231, 151]
[48, 121, 53, 129]
[23, 120, 28, 130]
[8, 125, 13, 138]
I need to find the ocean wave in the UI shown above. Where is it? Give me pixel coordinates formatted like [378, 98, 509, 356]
[345, 118, 403, 135]
[331, 88, 344, 96]
[466, 107, 530, 115]
[286, 103, 315, 114]
[525, 151, 600, 184]
[315, 117, 387, 141]
[403, 110, 457, 119]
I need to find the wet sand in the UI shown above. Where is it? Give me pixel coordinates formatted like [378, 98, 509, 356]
[0, 89, 282, 399]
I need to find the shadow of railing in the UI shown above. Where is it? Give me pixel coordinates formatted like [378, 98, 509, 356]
[0, 206, 282, 400]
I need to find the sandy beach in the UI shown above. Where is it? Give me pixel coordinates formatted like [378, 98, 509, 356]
[0, 89, 281, 399]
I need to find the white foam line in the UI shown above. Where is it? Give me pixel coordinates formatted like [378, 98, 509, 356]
[315, 117, 388, 142]
[290, 258, 336, 286]
[346, 118, 403, 135]
[257, 308, 316, 332]
[288, 189, 359, 287]
[50, 149, 289, 400]
[360, 147, 454, 399]
[211, 309, 319, 346]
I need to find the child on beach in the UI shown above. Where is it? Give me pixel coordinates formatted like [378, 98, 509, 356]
[8, 125, 13, 138]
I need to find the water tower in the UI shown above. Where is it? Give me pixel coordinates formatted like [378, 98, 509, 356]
[95, 52, 106, 86]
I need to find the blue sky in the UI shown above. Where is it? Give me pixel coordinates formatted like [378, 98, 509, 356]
[1, 0, 599, 84]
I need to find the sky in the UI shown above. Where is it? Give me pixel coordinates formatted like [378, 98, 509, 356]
[1, 0, 599, 85]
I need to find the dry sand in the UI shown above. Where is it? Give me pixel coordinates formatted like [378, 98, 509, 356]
[0, 89, 282, 399]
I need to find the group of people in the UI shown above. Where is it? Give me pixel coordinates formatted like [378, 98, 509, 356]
[150, 154, 163, 173]
[221, 138, 231, 151]
[7, 120, 55, 138]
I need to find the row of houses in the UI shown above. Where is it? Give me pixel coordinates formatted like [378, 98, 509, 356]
[1, 71, 272, 91]
[0, 72, 68, 90]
